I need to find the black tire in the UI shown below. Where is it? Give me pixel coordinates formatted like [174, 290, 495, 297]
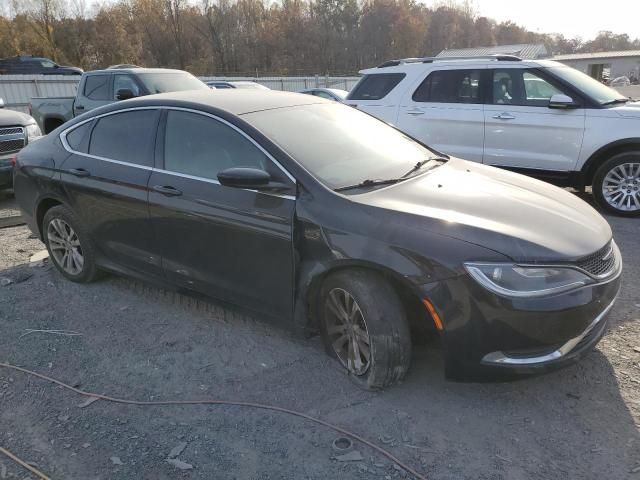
[592, 151, 640, 217]
[318, 269, 412, 390]
[42, 205, 100, 282]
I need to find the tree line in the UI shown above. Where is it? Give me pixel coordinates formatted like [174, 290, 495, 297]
[1, 0, 639, 76]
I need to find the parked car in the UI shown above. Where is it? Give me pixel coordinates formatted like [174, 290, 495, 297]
[0, 98, 41, 190]
[299, 88, 349, 101]
[30, 67, 209, 134]
[609, 76, 631, 87]
[14, 90, 621, 388]
[347, 55, 640, 216]
[0, 56, 83, 75]
[205, 80, 269, 90]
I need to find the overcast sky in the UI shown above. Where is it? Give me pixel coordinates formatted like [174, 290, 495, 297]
[456, 0, 640, 40]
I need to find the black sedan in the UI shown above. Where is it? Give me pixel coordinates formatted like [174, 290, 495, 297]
[14, 90, 622, 388]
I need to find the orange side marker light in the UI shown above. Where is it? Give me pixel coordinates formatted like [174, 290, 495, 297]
[422, 298, 444, 331]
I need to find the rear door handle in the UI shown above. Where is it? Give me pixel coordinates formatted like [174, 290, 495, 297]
[406, 109, 425, 116]
[493, 112, 515, 120]
[75, 105, 85, 110]
[153, 185, 182, 197]
[66, 168, 90, 177]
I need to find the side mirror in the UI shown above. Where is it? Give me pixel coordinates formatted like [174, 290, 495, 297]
[218, 167, 271, 189]
[116, 88, 136, 100]
[0, 98, 4, 108]
[549, 94, 577, 109]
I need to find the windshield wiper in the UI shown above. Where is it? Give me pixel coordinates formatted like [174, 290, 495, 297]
[335, 178, 401, 192]
[601, 98, 629, 106]
[399, 158, 444, 179]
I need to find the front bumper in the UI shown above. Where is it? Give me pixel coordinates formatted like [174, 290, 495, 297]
[0, 154, 13, 188]
[422, 268, 621, 381]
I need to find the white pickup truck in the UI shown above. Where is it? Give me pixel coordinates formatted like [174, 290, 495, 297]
[346, 56, 640, 216]
[30, 67, 208, 134]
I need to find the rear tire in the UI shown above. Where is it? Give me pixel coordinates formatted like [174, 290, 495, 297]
[592, 151, 640, 217]
[318, 269, 412, 390]
[43, 205, 100, 283]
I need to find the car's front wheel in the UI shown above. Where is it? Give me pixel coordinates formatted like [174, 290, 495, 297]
[318, 270, 411, 390]
[43, 205, 99, 282]
[593, 151, 640, 216]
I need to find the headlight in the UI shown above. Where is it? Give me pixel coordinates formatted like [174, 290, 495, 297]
[25, 123, 42, 142]
[464, 263, 593, 298]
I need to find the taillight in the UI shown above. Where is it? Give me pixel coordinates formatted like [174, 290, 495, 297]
[9, 154, 17, 168]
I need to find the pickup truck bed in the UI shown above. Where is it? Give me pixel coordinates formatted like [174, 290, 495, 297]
[30, 96, 74, 134]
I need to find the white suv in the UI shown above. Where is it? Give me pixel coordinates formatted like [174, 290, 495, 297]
[346, 55, 640, 216]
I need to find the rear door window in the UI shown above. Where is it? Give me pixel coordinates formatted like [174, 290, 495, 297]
[347, 73, 406, 100]
[412, 69, 482, 103]
[83, 75, 111, 100]
[89, 110, 159, 166]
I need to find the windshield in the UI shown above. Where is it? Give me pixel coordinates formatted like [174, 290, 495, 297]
[547, 66, 627, 105]
[243, 103, 442, 190]
[137, 72, 209, 94]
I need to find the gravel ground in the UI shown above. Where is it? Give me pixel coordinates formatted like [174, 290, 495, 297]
[0, 192, 639, 480]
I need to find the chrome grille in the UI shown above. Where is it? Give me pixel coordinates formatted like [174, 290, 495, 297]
[0, 126, 25, 154]
[576, 242, 616, 278]
[0, 139, 24, 153]
[0, 127, 24, 136]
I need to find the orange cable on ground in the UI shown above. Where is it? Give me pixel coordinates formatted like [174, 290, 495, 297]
[0, 446, 52, 480]
[0, 362, 427, 480]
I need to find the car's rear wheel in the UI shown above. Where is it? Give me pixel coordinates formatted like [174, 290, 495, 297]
[43, 205, 99, 282]
[318, 270, 411, 390]
[593, 151, 640, 216]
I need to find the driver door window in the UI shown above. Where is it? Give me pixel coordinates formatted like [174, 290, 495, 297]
[492, 69, 565, 107]
[163, 110, 268, 180]
[114, 75, 140, 99]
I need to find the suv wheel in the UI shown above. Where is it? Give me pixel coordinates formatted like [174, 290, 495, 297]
[593, 151, 640, 217]
[318, 270, 411, 390]
[43, 205, 100, 282]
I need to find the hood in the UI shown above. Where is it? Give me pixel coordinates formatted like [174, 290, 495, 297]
[0, 109, 36, 127]
[614, 100, 640, 118]
[352, 158, 612, 262]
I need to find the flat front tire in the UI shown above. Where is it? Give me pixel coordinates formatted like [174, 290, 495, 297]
[318, 270, 411, 390]
[593, 151, 640, 216]
[43, 205, 100, 282]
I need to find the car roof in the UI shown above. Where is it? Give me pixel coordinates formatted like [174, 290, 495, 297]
[359, 58, 564, 74]
[87, 67, 190, 75]
[113, 89, 327, 115]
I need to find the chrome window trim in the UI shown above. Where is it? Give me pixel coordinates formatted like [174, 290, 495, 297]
[59, 105, 297, 200]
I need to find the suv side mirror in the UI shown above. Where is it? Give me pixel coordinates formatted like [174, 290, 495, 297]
[548, 94, 577, 109]
[218, 167, 271, 189]
[116, 88, 136, 100]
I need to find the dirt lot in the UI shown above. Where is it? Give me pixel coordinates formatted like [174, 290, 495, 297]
[0, 189, 639, 480]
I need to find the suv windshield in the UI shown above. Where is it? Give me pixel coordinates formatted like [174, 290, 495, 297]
[243, 103, 442, 190]
[547, 66, 627, 105]
[137, 72, 209, 94]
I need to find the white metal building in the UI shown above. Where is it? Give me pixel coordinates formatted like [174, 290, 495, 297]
[552, 50, 640, 83]
[437, 44, 549, 59]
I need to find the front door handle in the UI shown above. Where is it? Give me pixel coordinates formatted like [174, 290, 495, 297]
[75, 105, 85, 111]
[406, 109, 425, 116]
[153, 185, 182, 197]
[66, 168, 90, 177]
[493, 112, 515, 120]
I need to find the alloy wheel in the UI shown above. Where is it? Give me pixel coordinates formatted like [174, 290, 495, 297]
[602, 162, 640, 212]
[47, 218, 84, 275]
[325, 288, 371, 376]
